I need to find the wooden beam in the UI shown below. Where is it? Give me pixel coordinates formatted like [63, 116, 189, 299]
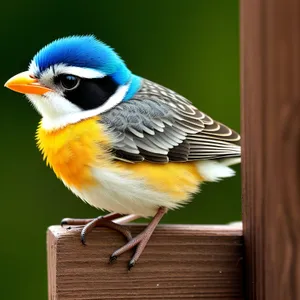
[47, 225, 243, 299]
[241, 0, 300, 299]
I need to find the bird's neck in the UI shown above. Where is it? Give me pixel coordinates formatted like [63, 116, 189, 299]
[123, 74, 142, 101]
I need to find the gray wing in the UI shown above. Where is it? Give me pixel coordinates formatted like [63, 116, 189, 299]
[100, 79, 241, 163]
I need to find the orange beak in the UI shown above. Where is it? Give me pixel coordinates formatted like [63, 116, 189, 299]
[4, 71, 52, 95]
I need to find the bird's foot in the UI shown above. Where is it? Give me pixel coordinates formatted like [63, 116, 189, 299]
[109, 207, 167, 270]
[61, 209, 166, 270]
[61, 212, 132, 244]
[61, 212, 124, 227]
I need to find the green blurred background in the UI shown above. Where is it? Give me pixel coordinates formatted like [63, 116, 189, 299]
[0, 1, 240, 299]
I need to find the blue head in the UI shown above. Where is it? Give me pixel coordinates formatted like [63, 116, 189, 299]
[6, 35, 141, 129]
[32, 36, 132, 86]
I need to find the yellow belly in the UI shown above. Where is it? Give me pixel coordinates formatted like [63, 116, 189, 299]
[36, 117, 203, 203]
[115, 161, 203, 200]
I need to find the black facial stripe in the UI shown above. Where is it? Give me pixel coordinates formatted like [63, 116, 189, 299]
[63, 76, 119, 110]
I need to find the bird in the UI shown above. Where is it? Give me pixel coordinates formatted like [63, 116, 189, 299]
[4, 35, 241, 269]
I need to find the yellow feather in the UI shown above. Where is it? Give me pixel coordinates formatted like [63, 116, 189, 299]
[114, 161, 204, 201]
[36, 117, 111, 189]
[37, 116, 204, 204]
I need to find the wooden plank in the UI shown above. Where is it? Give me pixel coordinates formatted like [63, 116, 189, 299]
[47, 225, 243, 300]
[240, 0, 300, 299]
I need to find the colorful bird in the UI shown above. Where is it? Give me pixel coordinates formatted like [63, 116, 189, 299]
[5, 35, 241, 269]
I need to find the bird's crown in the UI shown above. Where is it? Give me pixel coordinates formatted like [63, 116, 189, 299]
[30, 35, 131, 85]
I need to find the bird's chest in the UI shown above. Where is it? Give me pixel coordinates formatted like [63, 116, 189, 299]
[36, 117, 112, 189]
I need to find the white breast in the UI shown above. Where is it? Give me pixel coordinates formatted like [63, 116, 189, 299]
[66, 167, 181, 217]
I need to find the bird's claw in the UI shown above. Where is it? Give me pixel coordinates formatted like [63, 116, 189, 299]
[109, 255, 118, 264]
[128, 259, 135, 271]
[61, 218, 71, 227]
[80, 233, 87, 245]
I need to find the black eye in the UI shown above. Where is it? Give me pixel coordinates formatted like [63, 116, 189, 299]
[59, 74, 80, 90]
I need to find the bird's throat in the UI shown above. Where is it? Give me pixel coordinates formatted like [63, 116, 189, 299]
[36, 116, 111, 189]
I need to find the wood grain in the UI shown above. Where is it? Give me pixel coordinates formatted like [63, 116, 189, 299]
[241, 0, 300, 299]
[47, 225, 243, 300]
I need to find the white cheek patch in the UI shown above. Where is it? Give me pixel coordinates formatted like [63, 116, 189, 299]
[27, 62, 130, 130]
[27, 93, 82, 120]
[26, 83, 130, 130]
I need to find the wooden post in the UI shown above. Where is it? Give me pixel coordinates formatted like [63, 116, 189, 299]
[47, 225, 243, 299]
[241, 0, 300, 299]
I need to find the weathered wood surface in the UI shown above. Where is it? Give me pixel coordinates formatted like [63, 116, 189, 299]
[241, 0, 300, 299]
[47, 225, 243, 300]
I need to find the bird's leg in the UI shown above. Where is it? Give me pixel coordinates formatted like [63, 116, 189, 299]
[61, 213, 140, 245]
[110, 207, 167, 270]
